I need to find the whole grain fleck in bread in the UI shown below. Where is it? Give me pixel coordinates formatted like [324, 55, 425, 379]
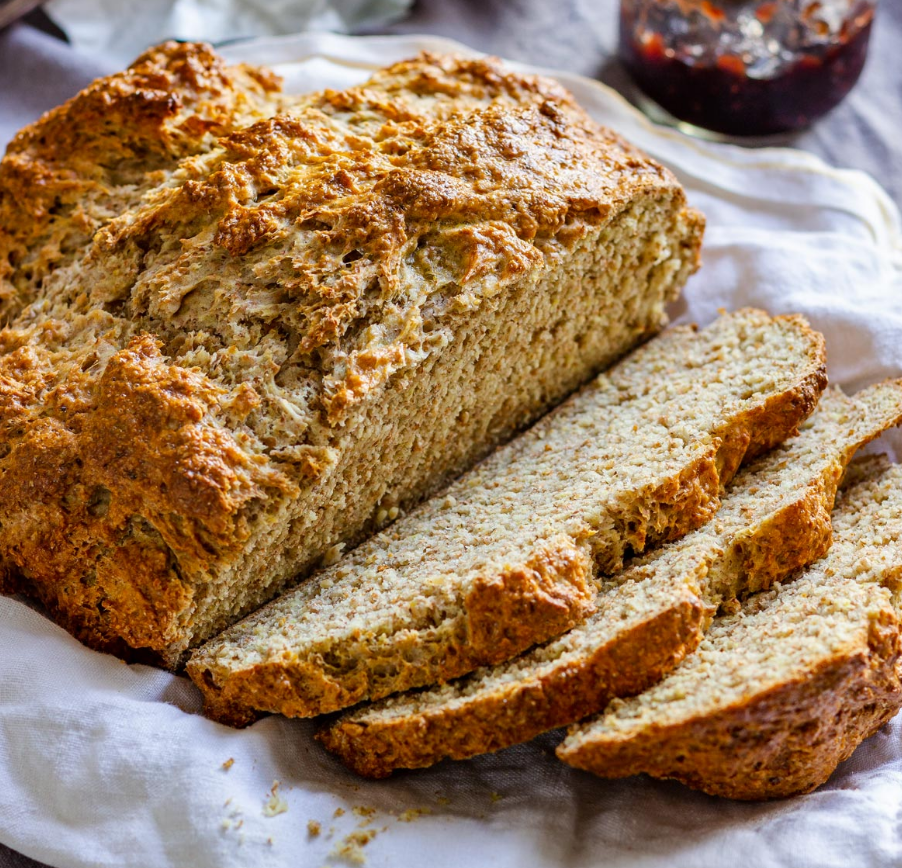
[557, 457, 902, 800]
[188, 309, 827, 726]
[315, 382, 902, 777]
[0, 46, 706, 664]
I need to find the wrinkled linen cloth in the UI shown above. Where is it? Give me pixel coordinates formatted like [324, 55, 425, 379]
[2, 27, 902, 868]
[44, 0, 412, 65]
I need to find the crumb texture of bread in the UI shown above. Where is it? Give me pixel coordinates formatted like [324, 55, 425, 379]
[188, 309, 827, 726]
[557, 458, 902, 800]
[315, 382, 902, 777]
[0, 46, 706, 663]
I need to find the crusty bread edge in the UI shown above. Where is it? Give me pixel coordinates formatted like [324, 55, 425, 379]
[316, 590, 707, 778]
[191, 534, 597, 726]
[557, 610, 902, 800]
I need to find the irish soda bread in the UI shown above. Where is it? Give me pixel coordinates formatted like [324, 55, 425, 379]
[0, 45, 705, 664]
[188, 309, 826, 725]
[558, 457, 902, 800]
[316, 383, 902, 776]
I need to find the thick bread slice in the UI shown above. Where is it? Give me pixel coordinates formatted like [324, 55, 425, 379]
[0, 47, 704, 665]
[316, 383, 902, 777]
[557, 457, 902, 800]
[188, 309, 826, 726]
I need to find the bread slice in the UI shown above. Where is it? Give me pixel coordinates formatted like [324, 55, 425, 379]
[188, 309, 826, 725]
[0, 48, 706, 665]
[557, 457, 902, 800]
[315, 382, 902, 777]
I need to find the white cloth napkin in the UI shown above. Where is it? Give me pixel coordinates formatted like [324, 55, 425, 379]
[43, 0, 412, 65]
[2, 32, 902, 868]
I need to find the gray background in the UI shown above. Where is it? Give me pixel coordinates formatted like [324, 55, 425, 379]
[1, 1, 900, 865]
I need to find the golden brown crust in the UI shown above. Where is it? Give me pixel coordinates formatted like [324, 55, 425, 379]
[601, 444, 724, 572]
[712, 377, 902, 603]
[559, 615, 902, 800]
[316, 594, 706, 778]
[0, 335, 292, 660]
[464, 536, 597, 663]
[725, 314, 828, 462]
[718, 472, 835, 599]
[0, 41, 281, 322]
[0, 45, 701, 663]
[190, 535, 597, 726]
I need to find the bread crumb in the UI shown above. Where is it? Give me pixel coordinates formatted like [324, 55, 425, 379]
[262, 780, 288, 817]
[330, 830, 377, 865]
[221, 758, 235, 771]
[221, 801, 243, 834]
[490, 792, 503, 803]
[267, 837, 273, 846]
[352, 805, 377, 826]
[436, 796, 450, 806]
[398, 808, 431, 822]
[334, 807, 346, 818]
[307, 820, 321, 838]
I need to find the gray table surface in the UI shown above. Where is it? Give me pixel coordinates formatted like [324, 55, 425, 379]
[1, 2, 900, 866]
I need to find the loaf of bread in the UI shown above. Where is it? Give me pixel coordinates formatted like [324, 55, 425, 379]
[188, 309, 826, 726]
[316, 382, 902, 777]
[0, 44, 705, 664]
[557, 456, 902, 800]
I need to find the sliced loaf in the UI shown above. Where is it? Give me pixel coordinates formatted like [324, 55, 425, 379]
[316, 382, 902, 776]
[0, 47, 704, 665]
[188, 309, 826, 725]
[557, 457, 902, 800]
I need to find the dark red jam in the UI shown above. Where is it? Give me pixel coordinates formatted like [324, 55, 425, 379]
[619, 1, 875, 137]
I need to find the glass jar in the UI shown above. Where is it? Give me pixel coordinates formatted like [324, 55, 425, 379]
[619, 0, 877, 138]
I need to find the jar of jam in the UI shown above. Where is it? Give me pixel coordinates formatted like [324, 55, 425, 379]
[619, 0, 877, 138]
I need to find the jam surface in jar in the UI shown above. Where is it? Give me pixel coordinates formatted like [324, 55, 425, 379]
[619, 0, 876, 137]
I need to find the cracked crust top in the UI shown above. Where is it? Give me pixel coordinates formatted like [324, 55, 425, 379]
[0, 45, 697, 659]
